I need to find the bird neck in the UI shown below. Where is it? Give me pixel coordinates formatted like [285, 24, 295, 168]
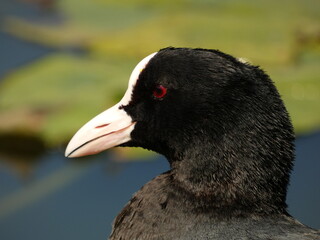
[169, 136, 291, 216]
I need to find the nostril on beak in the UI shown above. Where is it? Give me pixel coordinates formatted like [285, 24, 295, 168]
[95, 123, 110, 129]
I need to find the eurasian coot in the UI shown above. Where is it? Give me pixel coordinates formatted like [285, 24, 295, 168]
[66, 47, 320, 240]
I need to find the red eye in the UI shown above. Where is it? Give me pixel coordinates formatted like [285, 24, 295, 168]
[153, 85, 167, 99]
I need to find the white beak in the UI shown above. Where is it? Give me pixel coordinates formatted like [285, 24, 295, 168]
[65, 104, 135, 158]
[65, 52, 157, 158]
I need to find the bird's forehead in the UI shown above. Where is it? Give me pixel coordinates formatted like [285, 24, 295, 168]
[120, 52, 157, 106]
[128, 52, 158, 88]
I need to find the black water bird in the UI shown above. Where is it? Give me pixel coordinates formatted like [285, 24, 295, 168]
[65, 47, 320, 240]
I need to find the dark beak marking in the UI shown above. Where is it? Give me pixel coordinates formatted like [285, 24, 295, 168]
[95, 123, 110, 129]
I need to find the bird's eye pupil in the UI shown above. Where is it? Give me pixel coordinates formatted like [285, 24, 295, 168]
[153, 85, 167, 99]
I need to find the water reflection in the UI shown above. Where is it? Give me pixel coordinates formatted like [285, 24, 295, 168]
[0, 148, 168, 239]
[0, 132, 319, 240]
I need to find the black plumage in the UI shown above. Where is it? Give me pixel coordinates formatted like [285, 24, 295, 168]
[66, 47, 320, 239]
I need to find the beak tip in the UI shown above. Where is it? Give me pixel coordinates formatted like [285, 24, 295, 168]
[65, 143, 76, 158]
[65, 144, 80, 158]
[64, 150, 71, 158]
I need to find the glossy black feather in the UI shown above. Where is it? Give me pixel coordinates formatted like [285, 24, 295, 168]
[112, 47, 319, 239]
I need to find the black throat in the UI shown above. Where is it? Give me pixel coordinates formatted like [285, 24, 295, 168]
[168, 110, 294, 217]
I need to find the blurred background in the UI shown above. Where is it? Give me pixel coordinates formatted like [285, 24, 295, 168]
[0, 0, 319, 239]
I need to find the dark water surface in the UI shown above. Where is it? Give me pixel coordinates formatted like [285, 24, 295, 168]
[0, 32, 54, 79]
[0, 132, 319, 240]
[0, 0, 62, 79]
